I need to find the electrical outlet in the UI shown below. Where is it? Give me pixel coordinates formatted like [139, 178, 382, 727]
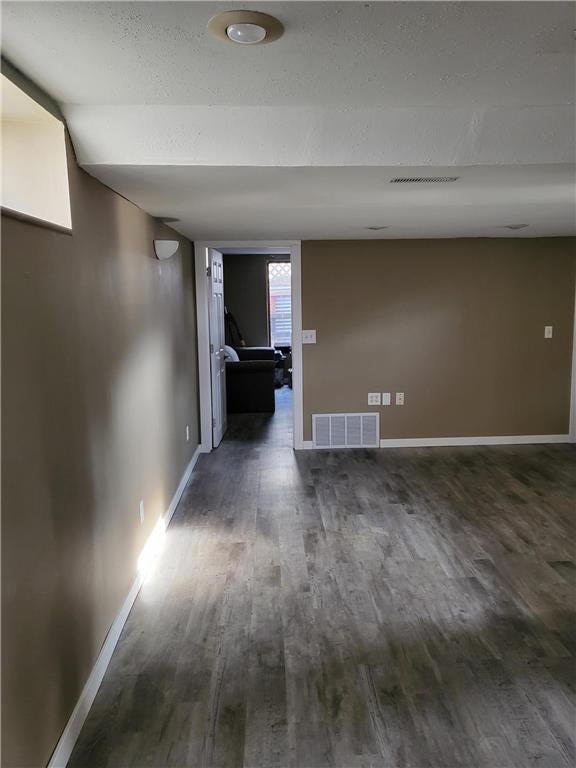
[395, 392, 405, 406]
[186, 425, 190, 442]
[544, 325, 553, 339]
[382, 392, 391, 406]
[302, 329, 317, 344]
[139, 500, 145, 525]
[368, 392, 381, 406]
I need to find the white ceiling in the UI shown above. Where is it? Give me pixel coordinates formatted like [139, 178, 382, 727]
[2, 1, 575, 239]
[3, 1, 574, 107]
[91, 163, 575, 240]
[60, 103, 575, 167]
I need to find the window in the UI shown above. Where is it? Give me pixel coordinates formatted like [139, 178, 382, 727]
[268, 261, 292, 347]
[1, 74, 71, 229]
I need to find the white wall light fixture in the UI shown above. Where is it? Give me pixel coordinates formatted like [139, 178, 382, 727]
[154, 240, 179, 260]
[208, 10, 284, 45]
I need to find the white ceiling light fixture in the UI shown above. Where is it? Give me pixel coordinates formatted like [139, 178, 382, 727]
[227, 23, 266, 45]
[208, 10, 284, 45]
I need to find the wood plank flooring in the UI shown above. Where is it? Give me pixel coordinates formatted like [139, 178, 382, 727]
[69, 388, 576, 767]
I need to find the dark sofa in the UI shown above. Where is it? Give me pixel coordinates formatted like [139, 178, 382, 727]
[225, 347, 276, 413]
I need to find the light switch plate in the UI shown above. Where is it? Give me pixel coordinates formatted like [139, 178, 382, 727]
[368, 392, 381, 406]
[139, 500, 145, 524]
[382, 392, 391, 406]
[302, 329, 317, 344]
[544, 325, 553, 339]
[395, 392, 405, 406]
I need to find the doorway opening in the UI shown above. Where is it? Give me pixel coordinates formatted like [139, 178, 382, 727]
[194, 242, 303, 452]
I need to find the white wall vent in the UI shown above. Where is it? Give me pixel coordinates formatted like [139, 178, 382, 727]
[389, 176, 459, 184]
[312, 413, 380, 448]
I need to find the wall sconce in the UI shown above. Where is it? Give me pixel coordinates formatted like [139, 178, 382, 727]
[154, 240, 179, 260]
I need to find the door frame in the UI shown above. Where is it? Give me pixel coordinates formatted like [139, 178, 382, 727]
[207, 248, 227, 448]
[194, 240, 303, 452]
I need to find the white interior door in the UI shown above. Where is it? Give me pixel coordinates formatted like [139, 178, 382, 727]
[209, 248, 227, 447]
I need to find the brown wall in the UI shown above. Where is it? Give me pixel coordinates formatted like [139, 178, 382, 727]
[302, 239, 575, 441]
[224, 254, 270, 346]
[1, 139, 199, 767]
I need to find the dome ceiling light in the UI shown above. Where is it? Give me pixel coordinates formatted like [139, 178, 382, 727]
[208, 10, 284, 45]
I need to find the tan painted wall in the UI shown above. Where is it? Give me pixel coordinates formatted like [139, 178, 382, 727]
[302, 239, 575, 441]
[1, 138, 199, 767]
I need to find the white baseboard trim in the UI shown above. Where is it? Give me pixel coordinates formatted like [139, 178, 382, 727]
[47, 445, 201, 768]
[297, 436, 572, 450]
[379, 435, 572, 448]
[164, 446, 201, 527]
[47, 574, 143, 768]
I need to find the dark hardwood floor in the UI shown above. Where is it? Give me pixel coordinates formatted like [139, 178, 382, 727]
[69, 388, 576, 767]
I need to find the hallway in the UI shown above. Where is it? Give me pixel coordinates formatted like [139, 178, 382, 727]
[70, 390, 575, 767]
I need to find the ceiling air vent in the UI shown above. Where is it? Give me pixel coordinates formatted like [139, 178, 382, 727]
[312, 413, 379, 449]
[390, 176, 459, 184]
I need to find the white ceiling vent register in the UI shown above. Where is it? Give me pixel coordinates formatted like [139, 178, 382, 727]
[389, 176, 459, 184]
[312, 413, 380, 449]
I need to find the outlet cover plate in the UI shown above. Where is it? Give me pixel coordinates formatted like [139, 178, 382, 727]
[302, 329, 317, 344]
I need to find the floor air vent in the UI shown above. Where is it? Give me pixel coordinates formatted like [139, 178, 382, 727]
[389, 176, 459, 184]
[312, 413, 380, 448]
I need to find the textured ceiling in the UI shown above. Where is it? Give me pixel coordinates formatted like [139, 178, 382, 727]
[2, 1, 575, 239]
[89, 164, 576, 240]
[2, 1, 574, 107]
[63, 103, 574, 167]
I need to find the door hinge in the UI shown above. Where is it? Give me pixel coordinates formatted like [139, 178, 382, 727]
[212, 418, 216, 428]
[210, 343, 214, 353]
[206, 266, 212, 277]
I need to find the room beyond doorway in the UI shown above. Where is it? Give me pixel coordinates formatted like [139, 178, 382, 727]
[222, 252, 292, 351]
[223, 253, 293, 428]
[194, 241, 304, 453]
